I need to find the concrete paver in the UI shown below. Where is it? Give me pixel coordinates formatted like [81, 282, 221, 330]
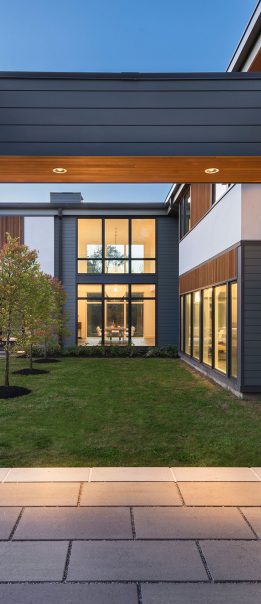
[141, 583, 261, 604]
[172, 467, 258, 481]
[0, 541, 68, 581]
[0, 483, 80, 506]
[0, 584, 138, 604]
[5, 467, 90, 482]
[240, 507, 261, 538]
[179, 481, 261, 506]
[200, 540, 261, 580]
[14, 506, 132, 539]
[134, 506, 254, 539]
[0, 470, 10, 483]
[67, 540, 207, 581]
[80, 482, 182, 506]
[91, 467, 173, 481]
[0, 508, 21, 539]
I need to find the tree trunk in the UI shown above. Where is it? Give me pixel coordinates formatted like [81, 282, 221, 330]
[29, 343, 33, 370]
[4, 339, 10, 387]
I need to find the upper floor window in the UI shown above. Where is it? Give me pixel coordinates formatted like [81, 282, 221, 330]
[179, 188, 191, 239]
[77, 218, 156, 274]
[212, 184, 232, 205]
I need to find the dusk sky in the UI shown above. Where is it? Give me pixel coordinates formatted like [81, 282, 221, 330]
[0, 0, 257, 203]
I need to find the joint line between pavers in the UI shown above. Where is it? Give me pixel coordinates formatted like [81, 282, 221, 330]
[170, 468, 177, 482]
[62, 540, 72, 583]
[77, 483, 84, 506]
[89, 469, 93, 482]
[130, 507, 136, 540]
[249, 468, 261, 481]
[137, 582, 143, 604]
[175, 482, 185, 506]
[8, 507, 24, 540]
[196, 540, 213, 582]
[237, 506, 259, 539]
[2, 469, 11, 483]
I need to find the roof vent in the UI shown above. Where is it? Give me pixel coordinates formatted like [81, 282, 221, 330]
[50, 192, 83, 205]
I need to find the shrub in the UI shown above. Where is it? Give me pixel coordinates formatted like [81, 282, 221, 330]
[145, 346, 178, 358]
[54, 345, 178, 359]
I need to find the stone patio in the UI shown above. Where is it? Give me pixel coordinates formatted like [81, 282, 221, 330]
[0, 466, 260, 603]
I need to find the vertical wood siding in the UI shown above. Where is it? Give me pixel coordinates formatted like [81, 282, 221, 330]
[190, 184, 212, 228]
[179, 248, 237, 294]
[0, 216, 24, 248]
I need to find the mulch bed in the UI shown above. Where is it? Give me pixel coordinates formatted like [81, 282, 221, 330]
[12, 368, 49, 375]
[0, 386, 31, 399]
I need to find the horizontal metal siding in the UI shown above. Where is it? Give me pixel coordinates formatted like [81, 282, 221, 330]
[243, 244, 261, 388]
[62, 217, 76, 347]
[0, 74, 261, 156]
[157, 217, 179, 347]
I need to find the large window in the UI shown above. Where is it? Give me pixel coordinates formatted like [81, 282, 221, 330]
[192, 291, 201, 360]
[212, 184, 232, 205]
[203, 288, 213, 366]
[231, 282, 238, 379]
[181, 281, 237, 381]
[78, 218, 156, 274]
[184, 294, 191, 355]
[77, 284, 155, 346]
[179, 188, 191, 239]
[214, 285, 227, 374]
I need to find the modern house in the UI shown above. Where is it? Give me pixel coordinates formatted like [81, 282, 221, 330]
[0, 3, 261, 395]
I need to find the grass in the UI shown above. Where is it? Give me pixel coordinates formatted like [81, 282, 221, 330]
[0, 357, 260, 467]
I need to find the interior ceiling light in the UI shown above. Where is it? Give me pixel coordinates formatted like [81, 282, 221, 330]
[52, 167, 67, 174]
[204, 167, 219, 174]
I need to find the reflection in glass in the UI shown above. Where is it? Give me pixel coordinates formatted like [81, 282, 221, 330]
[131, 260, 155, 273]
[131, 219, 155, 273]
[203, 288, 213, 366]
[77, 285, 103, 346]
[185, 294, 191, 355]
[231, 283, 237, 378]
[192, 290, 200, 360]
[215, 285, 227, 373]
[105, 219, 128, 273]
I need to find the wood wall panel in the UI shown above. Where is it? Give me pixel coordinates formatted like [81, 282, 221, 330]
[179, 248, 237, 294]
[0, 216, 24, 249]
[190, 183, 212, 227]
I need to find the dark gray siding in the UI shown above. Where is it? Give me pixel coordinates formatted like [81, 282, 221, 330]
[242, 243, 261, 390]
[0, 72, 261, 156]
[62, 217, 76, 346]
[157, 216, 179, 347]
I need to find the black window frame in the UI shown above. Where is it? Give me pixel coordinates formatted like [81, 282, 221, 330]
[77, 217, 156, 275]
[179, 186, 191, 241]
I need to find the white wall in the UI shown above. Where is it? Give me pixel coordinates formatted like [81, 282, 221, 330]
[179, 185, 242, 275]
[24, 216, 54, 275]
[242, 184, 261, 240]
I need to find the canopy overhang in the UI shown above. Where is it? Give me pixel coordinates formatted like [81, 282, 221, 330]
[0, 71, 261, 183]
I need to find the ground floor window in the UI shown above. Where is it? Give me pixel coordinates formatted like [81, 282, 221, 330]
[77, 283, 156, 346]
[181, 280, 237, 379]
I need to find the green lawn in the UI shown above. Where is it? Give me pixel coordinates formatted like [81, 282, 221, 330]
[0, 357, 260, 466]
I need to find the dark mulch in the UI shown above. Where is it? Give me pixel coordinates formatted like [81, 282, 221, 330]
[12, 368, 49, 375]
[0, 386, 31, 399]
[34, 358, 60, 364]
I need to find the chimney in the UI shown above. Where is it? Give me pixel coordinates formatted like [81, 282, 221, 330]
[50, 192, 83, 205]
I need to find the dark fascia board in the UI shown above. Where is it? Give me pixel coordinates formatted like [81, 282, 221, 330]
[227, 2, 261, 71]
[0, 71, 261, 80]
[0, 202, 167, 211]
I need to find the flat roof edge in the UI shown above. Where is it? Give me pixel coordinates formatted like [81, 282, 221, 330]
[0, 71, 260, 80]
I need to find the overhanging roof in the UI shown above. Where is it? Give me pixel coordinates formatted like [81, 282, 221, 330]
[0, 71, 261, 183]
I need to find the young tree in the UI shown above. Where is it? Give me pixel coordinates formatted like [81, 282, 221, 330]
[35, 276, 66, 360]
[0, 235, 40, 386]
[20, 272, 54, 370]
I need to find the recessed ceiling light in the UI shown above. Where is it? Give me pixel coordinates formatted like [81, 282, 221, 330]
[204, 167, 219, 174]
[52, 167, 67, 174]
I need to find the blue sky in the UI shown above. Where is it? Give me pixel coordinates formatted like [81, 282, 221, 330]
[0, 0, 257, 203]
[0, 0, 257, 72]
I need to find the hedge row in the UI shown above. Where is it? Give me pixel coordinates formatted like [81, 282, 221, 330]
[34, 345, 178, 359]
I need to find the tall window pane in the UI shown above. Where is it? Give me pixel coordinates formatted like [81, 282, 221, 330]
[231, 282, 238, 379]
[105, 219, 129, 273]
[78, 219, 102, 273]
[131, 219, 155, 273]
[184, 188, 191, 235]
[180, 296, 184, 352]
[203, 288, 213, 366]
[185, 294, 191, 355]
[77, 285, 102, 346]
[215, 285, 227, 373]
[131, 284, 155, 346]
[104, 284, 128, 345]
[192, 290, 200, 360]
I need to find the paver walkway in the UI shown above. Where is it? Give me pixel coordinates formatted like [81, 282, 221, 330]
[0, 467, 260, 603]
